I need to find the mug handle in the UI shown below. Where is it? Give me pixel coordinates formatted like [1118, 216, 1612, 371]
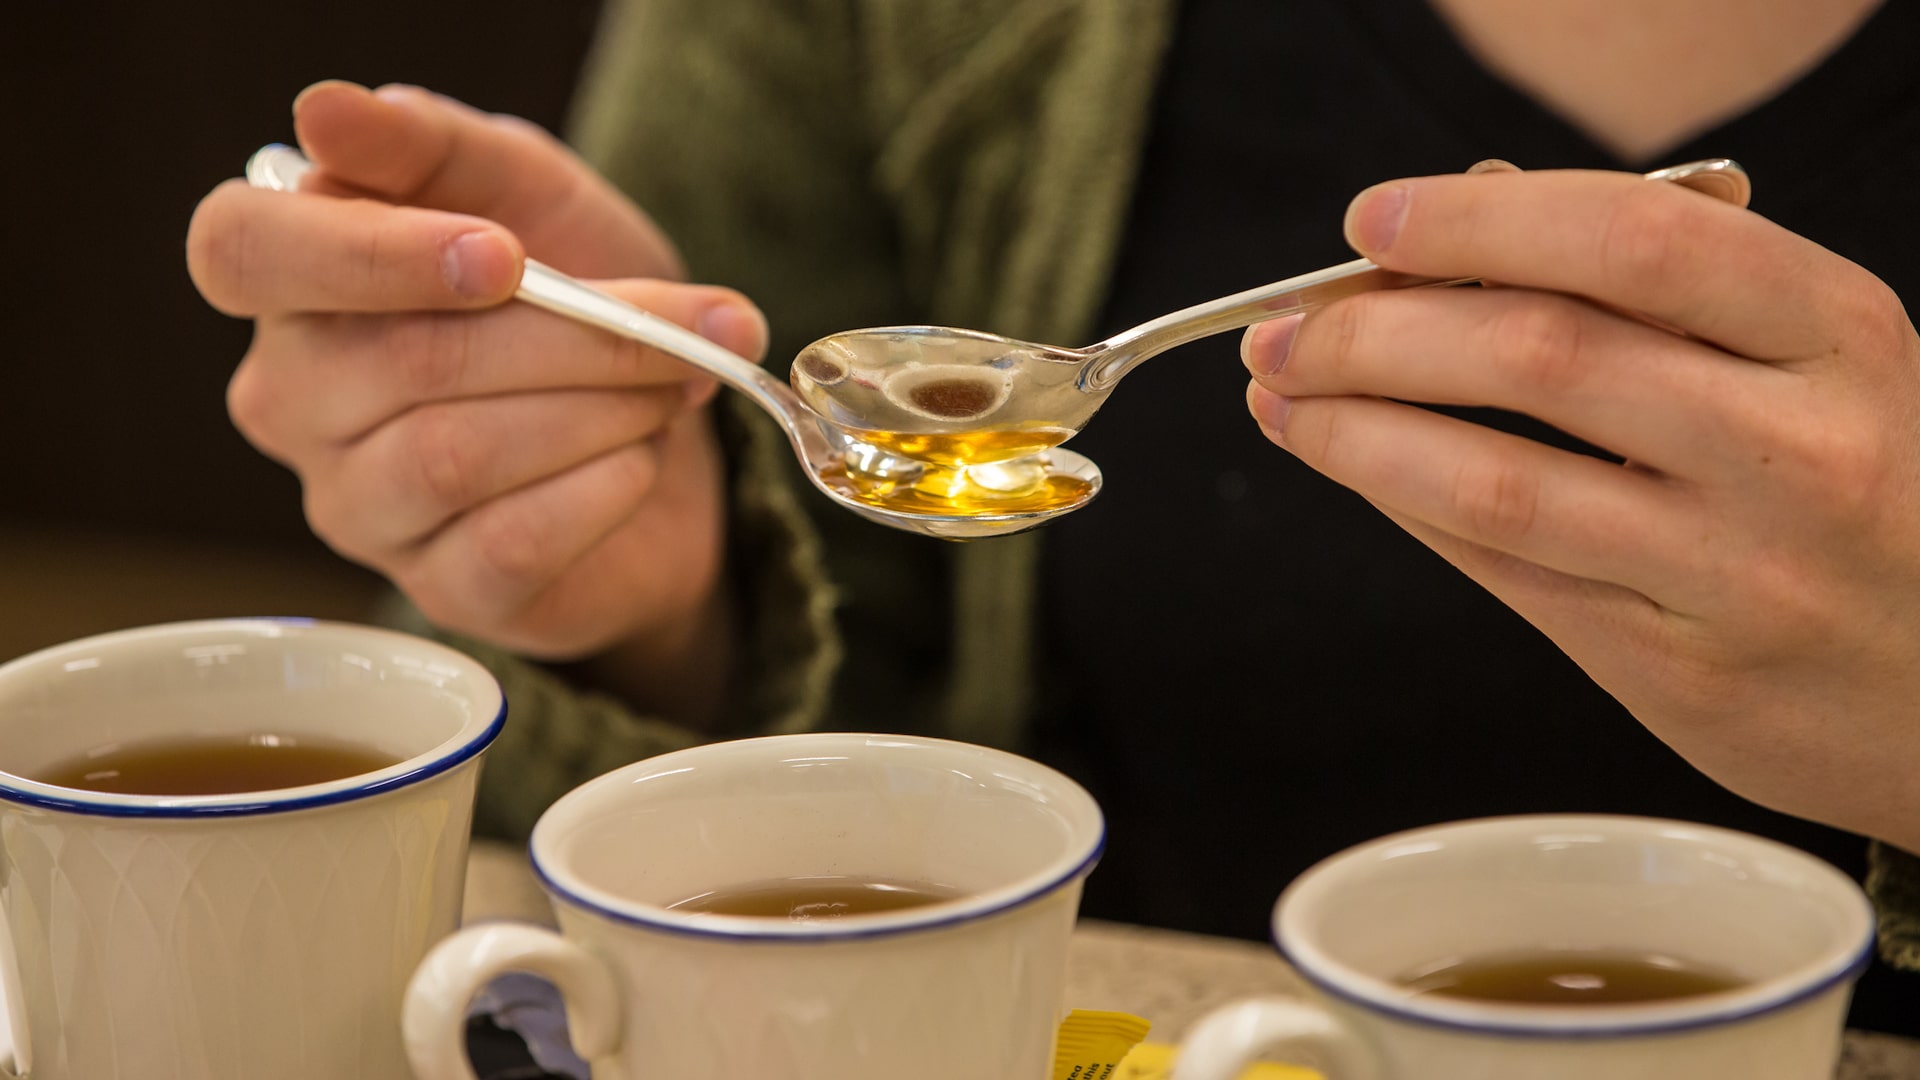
[1172, 998, 1381, 1080]
[403, 922, 626, 1080]
[0, 907, 26, 1078]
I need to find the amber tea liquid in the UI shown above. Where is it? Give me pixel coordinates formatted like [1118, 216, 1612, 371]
[1397, 949, 1746, 1005]
[667, 876, 966, 921]
[35, 734, 400, 796]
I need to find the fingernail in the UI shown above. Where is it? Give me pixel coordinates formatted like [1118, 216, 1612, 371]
[1466, 158, 1520, 175]
[698, 303, 769, 361]
[374, 83, 426, 106]
[442, 231, 515, 299]
[1247, 383, 1293, 438]
[293, 79, 367, 117]
[1241, 314, 1302, 377]
[1345, 182, 1412, 253]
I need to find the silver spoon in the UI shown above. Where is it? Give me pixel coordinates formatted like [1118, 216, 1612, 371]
[251, 148, 1745, 539]
[791, 159, 1751, 466]
[244, 144, 1089, 540]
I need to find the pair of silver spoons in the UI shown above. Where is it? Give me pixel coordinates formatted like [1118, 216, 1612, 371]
[247, 148, 1748, 540]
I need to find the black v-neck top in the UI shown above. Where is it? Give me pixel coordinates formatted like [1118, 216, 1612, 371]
[1036, 0, 1920, 1031]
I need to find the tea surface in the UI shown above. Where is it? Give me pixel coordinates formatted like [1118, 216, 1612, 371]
[1398, 949, 1746, 1005]
[36, 734, 400, 795]
[667, 876, 967, 921]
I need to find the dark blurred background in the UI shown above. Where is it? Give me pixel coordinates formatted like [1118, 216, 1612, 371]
[0, 1, 603, 659]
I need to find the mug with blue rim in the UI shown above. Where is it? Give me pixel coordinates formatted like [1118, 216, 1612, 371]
[402, 732, 1105, 1080]
[0, 619, 504, 1080]
[1173, 814, 1876, 1080]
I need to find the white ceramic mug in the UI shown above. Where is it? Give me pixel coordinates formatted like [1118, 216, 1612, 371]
[0, 618, 504, 1079]
[403, 732, 1105, 1080]
[1173, 815, 1876, 1080]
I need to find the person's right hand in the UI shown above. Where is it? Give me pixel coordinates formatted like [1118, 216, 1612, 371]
[187, 82, 766, 710]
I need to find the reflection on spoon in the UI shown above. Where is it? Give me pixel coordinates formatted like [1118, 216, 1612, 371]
[244, 145, 1097, 540]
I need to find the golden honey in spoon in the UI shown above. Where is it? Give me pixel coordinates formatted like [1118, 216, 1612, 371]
[821, 463, 1096, 518]
[839, 423, 1074, 468]
[818, 417, 1094, 519]
[803, 367, 1094, 519]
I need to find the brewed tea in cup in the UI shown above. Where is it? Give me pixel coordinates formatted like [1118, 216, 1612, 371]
[1173, 815, 1874, 1080]
[0, 619, 504, 1080]
[403, 732, 1105, 1080]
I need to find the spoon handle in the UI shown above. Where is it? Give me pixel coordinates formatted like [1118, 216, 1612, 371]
[512, 266, 837, 462]
[243, 144, 835, 464]
[1080, 158, 1751, 392]
[1083, 258, 1463, 390]
[513, 261, 808, 435]
[512, 267, 840, 465]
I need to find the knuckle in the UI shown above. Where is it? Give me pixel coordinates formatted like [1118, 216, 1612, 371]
[299, 485, 366, 564]
[391, 565, 481, 637]
[401, 407, 488, 510]
[593, 323, 650, 380]
[1311, 298, 1368, 376]
[1868, 278, 1914, 336]
[606, 442, 661, 497]
[489, 111, 561, 151]
[391, 313, 476, 399]
[224, 354, 274, 444]
[1285, 397, 1342, 468]
[356, 212, 406, 298]
[1794, 424, 1890, 519]
[1596, 188, 1694, 289]
[1729, 549, 1832, 656]
[468, 507, 554, 588]
[356, 207, 456, 306]
[225, 342, 295, 459]
[1834, 276, 1913, 358]
[1644, 635, 1743, 721]
[1449, 458, 1541, 546]
[503, 600, 591, 658]
[1486, 300, 1586, 396]
[186, 181, 257, 315]
[618, 388, 674, 435]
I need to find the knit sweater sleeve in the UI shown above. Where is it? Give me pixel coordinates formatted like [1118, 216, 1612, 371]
[385, 395, 841, 841]
[568, 0, 916, 361]
[1868, 841, 1920, 971]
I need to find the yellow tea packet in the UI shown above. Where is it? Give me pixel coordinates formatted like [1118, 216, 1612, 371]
[1052, 1009, 1153, 1079]
[1112, 1041, 1321, 1080]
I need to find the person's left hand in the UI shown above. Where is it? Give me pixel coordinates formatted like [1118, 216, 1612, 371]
[1241, 168, 1920, 854]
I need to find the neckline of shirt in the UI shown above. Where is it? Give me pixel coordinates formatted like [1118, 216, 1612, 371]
[1333, 0, 1920, 209]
